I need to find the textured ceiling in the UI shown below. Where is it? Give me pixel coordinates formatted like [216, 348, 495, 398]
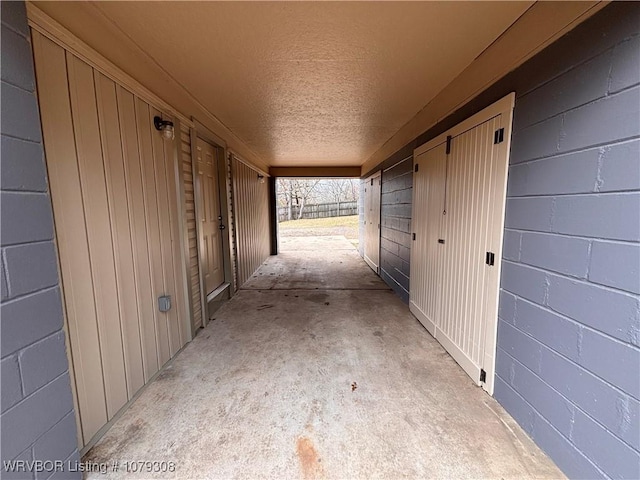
[34, 1, 533, 167]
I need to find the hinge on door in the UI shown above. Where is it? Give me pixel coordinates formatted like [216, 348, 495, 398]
[480, 369, 487, 383]
[371, 179, 374, 186]
[485, 251, 495, 266]
[446, 135, 452, 154]
[414, 164, 419, 173]
[494, 128, 505, 144]
[412, 233, 416, 241]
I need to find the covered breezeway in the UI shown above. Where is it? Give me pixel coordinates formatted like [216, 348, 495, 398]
[82, 237, 563, 479]
[3, 3, 637, 479]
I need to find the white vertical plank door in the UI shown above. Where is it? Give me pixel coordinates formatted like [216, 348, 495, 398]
[410, 94, 514, 395]
[409, 143, 447, 336]
[364, 171, 381, 273]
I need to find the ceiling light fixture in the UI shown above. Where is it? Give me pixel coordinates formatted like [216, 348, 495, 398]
[153, 116, 175, 140]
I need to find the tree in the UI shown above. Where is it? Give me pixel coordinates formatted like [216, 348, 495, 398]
[276, 178, 321, 220]
[276, 179, 360, 221]
[276, 178, 294, 220]
[291, 179, 320, 220]
[319, 179, 358, 203]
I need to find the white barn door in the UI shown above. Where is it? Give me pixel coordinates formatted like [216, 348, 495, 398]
[364, 171, 381, 273]
[410, 144, 446, 335]
[410, 94, 514, 395]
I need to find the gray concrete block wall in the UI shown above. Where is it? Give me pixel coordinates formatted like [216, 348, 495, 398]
[0, 2, 80, 478]
[379, 157, 412, 303]
[496, 6, 640, 478]
[364, 3, 639, 478]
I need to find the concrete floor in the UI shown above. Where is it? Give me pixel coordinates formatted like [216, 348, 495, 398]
[243, 236, 386, 290]
[85, 236, 564, 479]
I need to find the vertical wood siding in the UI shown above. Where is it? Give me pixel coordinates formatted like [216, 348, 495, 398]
[231, 155, 270, 287]
[180, 126, 203, 330]
[32, 32, 188, 448]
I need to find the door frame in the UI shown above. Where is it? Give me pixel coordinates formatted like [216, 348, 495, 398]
[190, 122, 235, 329]
[363, 170, 382, 273]
[411, 92, 515, 395]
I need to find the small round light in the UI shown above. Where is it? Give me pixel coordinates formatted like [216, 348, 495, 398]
[153, 116, 175, 141]
[161, 124, 174, 140]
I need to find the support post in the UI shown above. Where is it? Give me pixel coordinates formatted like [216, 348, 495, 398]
[268, 176, 278, 255]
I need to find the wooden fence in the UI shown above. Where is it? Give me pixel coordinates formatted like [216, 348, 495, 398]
[278, 201, 358, 222]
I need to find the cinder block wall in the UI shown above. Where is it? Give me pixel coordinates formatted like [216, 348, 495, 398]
[360, 142, 415, 302]
[363, 3, 639, 478]
[1, 2, 80, 478]
[379, 157, 412, 303]
[495, 6, 639, 479]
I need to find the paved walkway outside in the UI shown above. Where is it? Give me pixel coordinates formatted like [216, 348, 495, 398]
[85, 236, 564, 479]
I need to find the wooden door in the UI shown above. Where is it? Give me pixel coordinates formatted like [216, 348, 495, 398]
[409, 143, 447, 335]
[437, 115, 503, 389]
[195, 138, 225, 295]
[364, 172, 381, 272]
[410, 94, 513, 395]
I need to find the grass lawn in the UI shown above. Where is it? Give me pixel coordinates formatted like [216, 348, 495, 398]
[278, 215, 359, 244]
[278, 215, 359, 230]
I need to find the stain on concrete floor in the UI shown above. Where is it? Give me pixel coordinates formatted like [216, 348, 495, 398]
[296, 437, 324, 479]
[84, 236, 564, 479]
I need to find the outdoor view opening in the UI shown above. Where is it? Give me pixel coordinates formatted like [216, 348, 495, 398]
[275, 178, 360, 252]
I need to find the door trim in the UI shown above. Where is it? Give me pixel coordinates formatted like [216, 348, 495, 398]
[190, 128, 236, 330]
[192, 119, 237, 296]
[172, 119, 195, 344]
[217, 147, 236, 296]
[190, 130, 210, 329]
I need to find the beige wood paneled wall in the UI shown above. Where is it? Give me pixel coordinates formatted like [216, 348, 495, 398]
[231, 155, 270, 287]
[180, 125, 203, 331]
[32, 31, 188, 448]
